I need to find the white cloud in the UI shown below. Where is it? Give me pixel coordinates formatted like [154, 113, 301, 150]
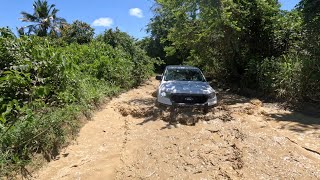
[129, 8, 144, 18]
[92, 17, 113, 27]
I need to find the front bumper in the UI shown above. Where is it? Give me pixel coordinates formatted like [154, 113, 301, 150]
[157, 95, 217, 107]
[172, 102, 209, 108]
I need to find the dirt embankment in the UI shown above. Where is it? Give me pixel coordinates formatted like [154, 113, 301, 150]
[34, 79, 320, 179]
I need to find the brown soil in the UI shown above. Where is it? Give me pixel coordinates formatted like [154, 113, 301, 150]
[33, 79, 320, 180]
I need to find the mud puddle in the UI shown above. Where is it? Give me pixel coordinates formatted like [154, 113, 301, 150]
[34, 80, 320, 180]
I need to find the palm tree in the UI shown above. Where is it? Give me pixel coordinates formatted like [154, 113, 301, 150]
[19, 0, 66, 37]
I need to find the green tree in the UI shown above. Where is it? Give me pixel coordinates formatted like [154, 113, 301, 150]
[148, 0, 319, 101]
[273, 10, 303, 53]
[149, 0, 283, 80]
[19, 0, 66, 37]
[61, 20, 94, 44]
[96, 28, 135, 54]
[297, 0, 320, 101]
[299, 0, 320, 58]
[96, 28, 156, 85]
[144, 6, 187, 71]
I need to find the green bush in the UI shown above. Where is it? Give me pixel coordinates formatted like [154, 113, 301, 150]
[257, 54, 303, 101]
[0, 29, 155, 177]
[244, 53, 320, 102]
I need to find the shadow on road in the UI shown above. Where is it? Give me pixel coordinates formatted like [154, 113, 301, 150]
[268, 112, 320, 133]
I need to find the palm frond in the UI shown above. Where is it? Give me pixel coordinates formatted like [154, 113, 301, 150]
[51, 8, 59, 16]
[34, 0, 50, 18]
[48, 4, 56, 15]
[18, 24, 41, 36]
[20, 11, 39, 22]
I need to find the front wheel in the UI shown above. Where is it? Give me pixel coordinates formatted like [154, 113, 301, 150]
[203, 106, 209, 114]
[169, 106, 177, 124]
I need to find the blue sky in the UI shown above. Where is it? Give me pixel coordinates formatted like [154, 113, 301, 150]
[279, 0, 299, 10]
[0, 0, 299, 39]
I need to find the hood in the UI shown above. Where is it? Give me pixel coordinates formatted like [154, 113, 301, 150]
[160, 81, 214, 95]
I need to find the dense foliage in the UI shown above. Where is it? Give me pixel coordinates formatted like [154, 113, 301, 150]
[97, 28, 156, 84]
[0, 27, 154, 176]
[61, 20, 95, 44]
[144, 0, 320, 102]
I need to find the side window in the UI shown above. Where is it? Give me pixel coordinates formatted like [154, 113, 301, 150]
[167, 70, 177, 81]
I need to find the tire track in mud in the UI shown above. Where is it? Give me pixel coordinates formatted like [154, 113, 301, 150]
[34, 79, 320, 180]
[119, 115, 130, 165]
[114, 86, 246, 179]
[114, 80, 320, 179]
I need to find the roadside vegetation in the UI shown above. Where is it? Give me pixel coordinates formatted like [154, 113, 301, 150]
[141, 0, 320, 103]
[1, 0, 319, 178]
[0, 1, 155, 177]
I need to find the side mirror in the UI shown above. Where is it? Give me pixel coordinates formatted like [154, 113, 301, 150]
[205, 76, 213, 82]
[155, 75, 163, 81]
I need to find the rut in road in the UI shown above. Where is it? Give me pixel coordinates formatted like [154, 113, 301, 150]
[34, 79, 320, 179]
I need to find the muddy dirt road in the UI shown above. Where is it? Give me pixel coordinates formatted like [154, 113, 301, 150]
[34, 79, 320, 179]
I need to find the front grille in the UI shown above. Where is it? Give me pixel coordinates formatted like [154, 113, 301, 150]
[170, 94, 208, 104]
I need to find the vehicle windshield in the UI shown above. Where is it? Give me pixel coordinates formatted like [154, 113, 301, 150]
[164, 68, 205, 81]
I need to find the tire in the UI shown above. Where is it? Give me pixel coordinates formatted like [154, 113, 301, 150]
[155, 101, 167, 110]
[169, 106, 177, 124]
[203, 106, 209, 114]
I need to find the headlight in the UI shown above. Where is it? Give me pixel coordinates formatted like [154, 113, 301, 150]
[208, 92, 216, 98]
[160, 91, 171, 97]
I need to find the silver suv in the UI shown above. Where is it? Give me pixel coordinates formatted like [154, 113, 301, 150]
[156, 65, 217, 113]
